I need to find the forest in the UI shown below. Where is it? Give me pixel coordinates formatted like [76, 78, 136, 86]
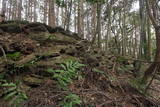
[0, 0, 160, 107]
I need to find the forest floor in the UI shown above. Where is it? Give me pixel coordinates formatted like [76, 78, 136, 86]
[0, 21, 160, 107]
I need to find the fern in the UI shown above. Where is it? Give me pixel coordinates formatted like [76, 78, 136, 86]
[47, 60, 85, 89]
[93, 68, 105, 74]
[0, 81, 28, 107]
[0, 73, 6, 83]
[59, 93, 81, 107]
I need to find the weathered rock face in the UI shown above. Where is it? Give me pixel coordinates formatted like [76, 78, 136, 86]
[0, 21, 93, 74]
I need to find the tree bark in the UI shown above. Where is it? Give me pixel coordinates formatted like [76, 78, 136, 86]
[139, 0, 147, 58]
[142, 0, 160, 82]
[143, 27, 160, 82]
[77, 0, 84, 38]
[48, 0, 56, 27]
[17, 0, 22, 20]
[97, 1, 102, 49]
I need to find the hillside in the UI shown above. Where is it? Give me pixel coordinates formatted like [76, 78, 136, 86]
[0, 21, 159, 107]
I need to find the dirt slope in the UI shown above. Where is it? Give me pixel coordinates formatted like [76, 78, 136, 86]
[0, 21, 159, 107]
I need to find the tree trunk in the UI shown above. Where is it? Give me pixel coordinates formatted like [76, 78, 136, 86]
[90, 4, 97, 46]
[66, 0, 73, 30]
[2, 0, 6, 14]
[139, 0, 147, 60]
[142, 27, 160, 82]
[17, 0, 22, 20]
[48, 0, 56, 27]
[105, 3, 111, 51]
[142, 0, 160, 82]
[97, 1, 101, 49]
[33, 0, 37, 22]
[147, 16, 151, 61]
[77, 0, 84, 38]
[43, 0, 48, 24]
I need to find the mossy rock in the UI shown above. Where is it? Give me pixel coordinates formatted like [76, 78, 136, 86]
[0, 23, 22, 33]
[61, 46, 77, 56]
[47, 33, 78, 44]
[28, 26, 48, 32]
[24, 22, 45, 28]
[28, 32, 50, 41]
[24, 22, 54, 33]
[23, 75, 44, 87]
[35, 45, 69, 56]
[24, 22, 49, 33]
[1, 20, 29, 25]
[54, 55, 80, 64]
[43, 25, 54, 32]
[36, 54, 80, 67]
[84, 53, 99, 66]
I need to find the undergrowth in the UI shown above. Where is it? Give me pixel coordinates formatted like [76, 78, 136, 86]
[47, 60, 84, 106]
[6, 52, 21, 61]
[0, 74, 28, 107]
[128, 77, 148, 95]
[59, 93, 81, 107]
[47, 60, 85, 90]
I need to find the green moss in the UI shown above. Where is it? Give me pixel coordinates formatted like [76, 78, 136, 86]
[23, 75, 44, 85]
[25, 22, 44, 28]
[45, 33, 78, 44]
[6, 52, 21, 61]
[29, 26, 47, 32]
[0, 23, 22, 33]
[54, 55, 80, 64]
[2, 20, 29, 25]
[128, 77, 148, 95]
[28, 33, 49, 41]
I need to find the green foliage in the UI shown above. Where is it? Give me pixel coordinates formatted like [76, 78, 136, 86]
[86, 0, 106, 4]
[93, 68, 104, 74]
[7, 55, 40, 75]
[6, 52, 21, 60]
[47, 34, 56, 40]
[7, 63, 28, 75]
[56, 0, 66, 7]
[60, 93, 81, 107]
[25, 56, 39, 67]
[128, 78, 148, 95]
[117, 65, 134, 73]
[116, 56, 128, 63]
[47, 60, 85, 89]
[0, 81, 28, 107]
[92, 68, 118, 82]
[116, 56, 134, 73]
[0, 73, 6, 83]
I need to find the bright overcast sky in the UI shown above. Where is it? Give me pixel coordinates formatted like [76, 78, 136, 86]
[132, 1, 139, 11]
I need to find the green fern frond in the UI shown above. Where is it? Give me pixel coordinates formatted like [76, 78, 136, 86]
[0, 81, 28, 106]
[4, 91, 18, 100]
[1, 83, 17, 87]
[60, 93, 82, 107]
[47, 60, 85, 89]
